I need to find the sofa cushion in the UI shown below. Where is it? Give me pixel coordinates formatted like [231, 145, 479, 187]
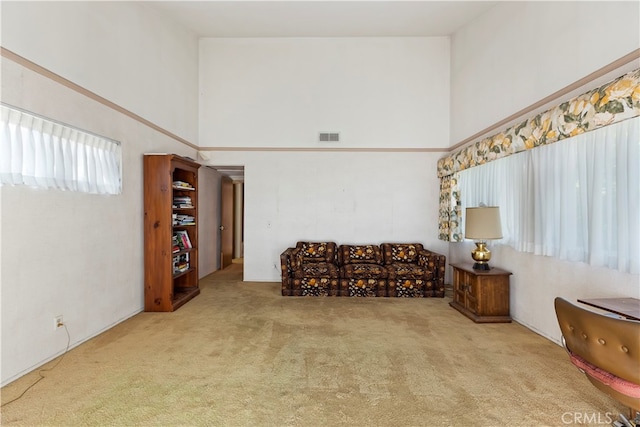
[341, 263, 388, 279]
[388, 279, 425, 298]
[385, 263, 432, 280]
[339, 244, 383, 265]
[340, 278, 385, 297]
[382, 243, 424, 264]
[292, 277, 338, 296]
[294, 241, 337, 264]
[292, 262, 340, 279]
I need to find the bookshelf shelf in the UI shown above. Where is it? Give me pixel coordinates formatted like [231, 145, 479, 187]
[173, 267, 195, 280]
[144, 154, 201, 312]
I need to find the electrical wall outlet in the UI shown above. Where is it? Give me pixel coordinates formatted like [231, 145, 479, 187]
[54, 315, 64, 330]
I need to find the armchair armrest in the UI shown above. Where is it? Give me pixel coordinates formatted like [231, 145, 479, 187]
[418, 249, 446, 290]
[290, 247, 304, 271]
[280, 248, 295, 296]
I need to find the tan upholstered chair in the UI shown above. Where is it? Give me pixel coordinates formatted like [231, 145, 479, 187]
[554, 297, 640, 422]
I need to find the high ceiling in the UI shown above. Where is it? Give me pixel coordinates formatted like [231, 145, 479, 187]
[150, 1, 498, 38]
[149, 1, 499, 180]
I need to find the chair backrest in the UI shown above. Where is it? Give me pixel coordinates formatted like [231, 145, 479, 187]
[381, 243, 424, 264]
[554, 297, 640, 386]
[294, 241, 337, 264]
[339, 244, 383, 265]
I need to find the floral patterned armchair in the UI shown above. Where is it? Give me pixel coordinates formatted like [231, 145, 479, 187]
[280, 241, 339, 296]
[338, 244, 387, 297]
[381, 243, 446, 297]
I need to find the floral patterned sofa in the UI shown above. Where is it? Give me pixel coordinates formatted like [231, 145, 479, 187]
[280, 241, 445, 297]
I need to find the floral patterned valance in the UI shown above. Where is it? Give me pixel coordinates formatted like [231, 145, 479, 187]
[437, 68, 640, 242]
[437, 68, 640, 178]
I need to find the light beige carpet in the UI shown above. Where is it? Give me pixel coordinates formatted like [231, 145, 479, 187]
[1, 264, 624, 426]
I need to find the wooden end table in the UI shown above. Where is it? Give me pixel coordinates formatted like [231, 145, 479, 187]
[577, 297, 640, 321]
[449, 263, 512, 323]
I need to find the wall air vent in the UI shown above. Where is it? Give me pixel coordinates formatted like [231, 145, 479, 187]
[319, 132, 340, 143]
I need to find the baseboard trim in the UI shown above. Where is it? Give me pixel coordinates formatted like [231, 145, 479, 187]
[0, 307, 143, 388]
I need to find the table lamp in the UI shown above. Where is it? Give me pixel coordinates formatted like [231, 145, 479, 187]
[465, 206, 503, 270]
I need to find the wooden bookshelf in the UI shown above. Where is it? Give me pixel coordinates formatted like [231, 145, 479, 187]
[144, 154, 200, 312]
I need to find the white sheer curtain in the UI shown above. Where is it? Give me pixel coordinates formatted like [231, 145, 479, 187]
[0, 104, 121, 195]
[458, 116, 639, 274]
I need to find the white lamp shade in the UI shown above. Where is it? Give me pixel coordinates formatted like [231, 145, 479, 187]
[465, 206, 503, 240]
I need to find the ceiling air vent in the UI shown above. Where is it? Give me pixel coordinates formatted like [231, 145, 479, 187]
[319, 132, 340, 143]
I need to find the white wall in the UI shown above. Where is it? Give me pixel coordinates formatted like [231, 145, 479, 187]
[208, 151, 449, 282]
[1, 1, 200, 143]
[450, 1, 640, 144]
[448, 1, 640, 344]
[0, 57, 202, 386]
[199, 37, 451, 281]
[0, 2, 208, 385]
[200, 37, 450, 148]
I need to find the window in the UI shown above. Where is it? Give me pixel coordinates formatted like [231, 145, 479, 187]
[458, 116, 639, 274]
[0, 104, 121, 195]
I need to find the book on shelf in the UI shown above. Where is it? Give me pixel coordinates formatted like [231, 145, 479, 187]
[173, 233, 185, 251]
[173, 196, 192, 203]
[172, 234, 181, 253]
[173, 180, 195, 190]
[174, 214, 195, 226]
[173, 196, 194, 209]
[174, 230, 192, 249]
[173, 252, 190, 274]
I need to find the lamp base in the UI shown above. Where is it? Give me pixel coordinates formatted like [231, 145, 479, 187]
[472, 262, 491, 271]
[471, 241, 492, 271]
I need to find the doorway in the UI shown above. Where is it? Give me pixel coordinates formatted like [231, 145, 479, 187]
[212, 166, 244, 271]
[220, 176, 233, 269]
